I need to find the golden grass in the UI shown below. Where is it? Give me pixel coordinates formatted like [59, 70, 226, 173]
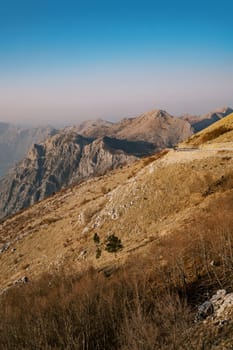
[0, 142, 233, 348]
[0, 199, 233, 349]
[0, 147, 233, 290]
[180, 112, 233, 146]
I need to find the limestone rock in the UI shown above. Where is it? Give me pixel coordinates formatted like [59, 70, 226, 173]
[0, 133, 151, 219]
[0, 109, 193, 220]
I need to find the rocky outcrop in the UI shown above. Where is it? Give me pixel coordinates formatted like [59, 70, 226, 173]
[0, 131, 155, 220]
[210, 289, 233, 322]
[196, 289, 233, 324]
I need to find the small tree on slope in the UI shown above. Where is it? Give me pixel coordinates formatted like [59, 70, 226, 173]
[105, 234, 123, 254]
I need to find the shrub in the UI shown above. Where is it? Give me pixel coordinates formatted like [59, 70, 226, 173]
[105, 234, 123, 253]
[93, 232, 100, 244]
[96, 247, 102, 259]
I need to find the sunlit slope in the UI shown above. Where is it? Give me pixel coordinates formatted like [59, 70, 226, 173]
[179, 112, 233, 147]
[0, 145, 233, 290]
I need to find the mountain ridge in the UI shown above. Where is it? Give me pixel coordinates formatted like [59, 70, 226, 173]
[1, 106, 232, 179]
[0, 133, 156, 220]
[0, 108, 192, 220]
[181, 106, 233, 132]
[179, 112, 233, 147]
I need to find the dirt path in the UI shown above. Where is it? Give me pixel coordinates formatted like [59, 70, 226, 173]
[161, 147, 233, 165]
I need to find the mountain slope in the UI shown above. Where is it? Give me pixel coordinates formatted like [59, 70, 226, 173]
[0, 140, 233, 289]
[0, 131, 156, 220]
[74, 109, 192, 147]
[180, 112, 233, 147]
[181, 106, 233, 132]
[0, 122, 57, 177]
[0, 109, 192, 220]
[0, 123, 233, 348]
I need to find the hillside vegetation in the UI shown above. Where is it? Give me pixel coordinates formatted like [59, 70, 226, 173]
[0, 116, 233, 348]
[181, 106, 233, 132]
[180, 112, 233, 147]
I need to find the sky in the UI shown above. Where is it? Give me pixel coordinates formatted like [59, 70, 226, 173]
[0, 0, 233, 125]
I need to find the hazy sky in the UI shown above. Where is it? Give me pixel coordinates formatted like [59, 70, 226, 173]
[0, 0, 233, 125]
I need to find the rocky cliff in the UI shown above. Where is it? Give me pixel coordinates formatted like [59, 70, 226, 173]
[0, 131, 155, 219]
[0, 123, 57, 177]
[0, 109, 193, 220]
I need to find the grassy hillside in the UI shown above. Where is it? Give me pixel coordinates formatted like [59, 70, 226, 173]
[0, 138, 233, 348]
[179, 112, 233, 147]
[0, 146, 232, 288]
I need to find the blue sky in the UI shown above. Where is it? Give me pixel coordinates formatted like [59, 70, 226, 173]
[0, 0, 233, 124]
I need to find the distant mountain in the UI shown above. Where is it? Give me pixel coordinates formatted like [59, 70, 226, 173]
[0, 123, 57, 177]
[73, 119, 114, 138]
[74, 109, 192, 147]
[0, 109, 192, 219]
[181, 107, 233, 132]
[1, 107, 231, 180]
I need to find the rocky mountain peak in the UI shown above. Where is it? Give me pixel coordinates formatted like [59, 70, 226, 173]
[0, 107, 212, 220]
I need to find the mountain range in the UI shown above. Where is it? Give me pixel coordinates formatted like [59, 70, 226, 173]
[0, 111, 233, 349]
[0, 109, 193, 220]
[1, 107, 232, 222]
[1, 106, 232, 179]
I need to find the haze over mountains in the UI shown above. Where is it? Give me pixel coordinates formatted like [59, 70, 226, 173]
[1, 106, 232, 178]
[0, 107, 232, 221]
[0, 123, 57, 177]
[0, 109, 191, 220]
[74, 109, 191, 144]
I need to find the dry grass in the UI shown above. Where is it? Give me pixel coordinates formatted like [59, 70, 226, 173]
[0, 139, 233, 348]
[0, 147, 233, 290]
[180, 112, 233, 147]
[1, 205, 233, 349]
